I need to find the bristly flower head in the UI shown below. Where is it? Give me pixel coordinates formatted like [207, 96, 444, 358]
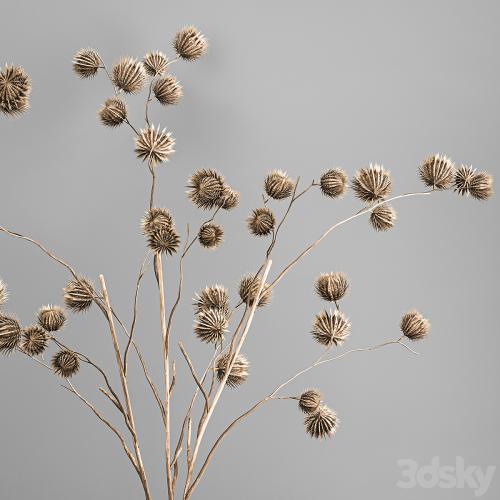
[304, 405, 338, 439]
[194, 285, 229, 314]
[0, 279, 7, 307]
[215, 352, 249, 387]
[314, 273, 349, 302]
[135, 125, 175, 166]
[143, 51, 168, 76]
[148, 227, 180, 255]
[174, 26, 208, 61]
[0, 65, 31, 116]
[419, 154, 455, 190]
[312, 310, 350, 347]
[52, 349, 80, 378]
[352, 164, 392, 203]
[238, 275, 272, 307]
[154, 75, 183, 105]
[63, 278, 94, 313]
[298, 389, 322, 414]
[264, 170, 294, 200]
[141, 207, 174, 236]
[22, 326, 49, 356]
[218, 186, 240, 210]
[37, 305, 66, 332]
[400, 310, 429, 341]
[72, 49, 100, 79]
[111, 57, 146, 94]
[370, 204, 397, 231]
[98, 97, 127, 127]
[198, 223, 224, 249]
[0, 315, 22, 354]
[454, 166, 493, 200]
[320, 169, 348, 198]
[247, 207, 275, 237]
[187, 169, 226, 210]
[194, 308, 229, 344]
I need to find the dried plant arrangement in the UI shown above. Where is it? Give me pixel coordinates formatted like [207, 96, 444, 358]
[0, 25, 495, 500]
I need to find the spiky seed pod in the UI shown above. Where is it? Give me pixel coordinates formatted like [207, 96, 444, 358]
[72, 49, 101, 78]
[238, 275, 272, 307]
[187, 169, 226, 210]
[370, 204, 397, 231]
[141, 207, 174, 235]
[63, 278, 94, 313]
[98, 97, 127, 127]
[194, 285, 229, 314]
[215, 352, 249, 387]
[298, 389, 322, 414]
[198, 223, 224, 249]
[314, 273, 349, 302]
[21, 326, 49, 356]
[52, 350, 80, 378]
[194, 308, 229, 344]
[148, 227, 180, 255]
[111, 57, 146, 94]
[304, 405, 338, 439]
[0, 65, 31, 116]
[173, 26, 208, 61]
[400, 310, 429, 341]
[419, 154, 455, 190]
[217, 186, 240, 210]
[143, 51, 168, 76]
[153, 75, 183, 105]
[0, 315, 22, 354]
[320, 169, 348, 198]
[247, 207, 275, 237]
[352, 164, 392, 203]
[454, 166, 493, 200]
[0, 280, 7, 307]
[312, 310, 350, 347]
[264, 170, 294, 200]
[37, 305, 66, 332]
[135, 125, 175, 166]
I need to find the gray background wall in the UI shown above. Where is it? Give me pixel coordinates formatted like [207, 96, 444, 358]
[1, 1, 499, 499]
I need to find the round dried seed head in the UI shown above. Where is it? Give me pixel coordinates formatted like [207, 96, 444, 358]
[264, 170, 294, 200]
[112, 57, 146, 93]
[135, 125, 175, 166]
[238, 275, 272, 307]
[352, 164, 392, 203]
[194, 285, 229, 314]
[143, 51, 168, 76]
[0, 279, 8, 307]
[312, 310, 350, 347]
[198, 223, 224, 249]
[52, 349, 79, 378]
[141, 207, 174, 236]
[98, 97, 127, 127]
[22, 325, 49, 356]
[454, 166, 493, 200]
[215, 352, 249, 388]
[187, 169, 226, 210]
[153, 75, 183, 105]
[63, 278, 94, 313]
[298, 389, 322, 414]
[400, 310, 429, 341]
[314, 273, 349, 302]
[370, 204, 397, 231]
[0, 65, 31, 116]
[72, 49, 100, 78]
[304, 405, 338, 439]
[148, 227, 180, 256]
[320, 169, 348, 198]
[247, 207, 275, 237]
[37, 305, 66, 332]
[0, 315, 22, 354]
[419, 154, 455, 190]
[217, 186, 240, 210]
[194, 308, 229, 344]
[174, 26, 208, 61]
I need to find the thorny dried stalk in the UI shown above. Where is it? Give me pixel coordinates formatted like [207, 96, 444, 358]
[0, 25, 494, 500]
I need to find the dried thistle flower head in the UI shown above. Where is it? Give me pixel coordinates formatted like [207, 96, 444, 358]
[320, 169, 348, 198]
[215, 352, 249, 387]
[37, 305, 66, 332]
[298, 389, 322, 414]
[264, 170, 294, 200]
[153, 75, 183, 105]
[419, 154, 455, 190]
[247, 207, 275, 237]
[314, 273, 349, 302]
[143, 51, 168, 76]
[312, 310, 350, 347]
[198, 223, 224, 249]
[194, 308, 229, 344]
[217, 186, 240, 210]
[141, 207, 174, 236]
[304, 405, 338, 439]
[352, 164, 392, 203]
[22, 326, 49, 356]
[72, 49, 100, 79]
[370, 204, 397, 231]
[0, 280, 8, 307]
[52, 349, 80, 378]
[63, 278, 94, 313]
[148, 227, 180, 255]
[238, 275, 272, 307]
[174, 26, 208, 61]
[194, 285, 229, 314]
[0, 65, 31, 116]
[454, 166, 493, 200]
[98, 97, 127, 127]
[111, 57, 146, 94]
[135, 125, 175, 166]
[400, 310, 429, 341]
[187, 169, 226, 210]
[0, 315, 22, 354]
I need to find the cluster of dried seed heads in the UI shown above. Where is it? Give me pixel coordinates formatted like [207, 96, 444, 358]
[454, 166, 493, 200]
[0, 65, 31, 116]
[215, 352, 249, 387]
[141, 207, 180, 256]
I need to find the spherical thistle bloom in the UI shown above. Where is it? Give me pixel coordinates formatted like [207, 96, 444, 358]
[143, 51, 168, 76]
[21, 325, 49, 356]
[264, 170, 294, 200]
[238, 275, 272, 307]
[369, 203, 397, 231]
[148, 227, 180, 256]
[311, 310, 350, 347]
[454, 165, 493, 200]
[352, 164, 392, 203]
[298, 389, 322, 414]
[63, 278, 94, 313]
[72, 48, 101, 79]
[215, 352, 249, 388]
[419, 154, 455, 190]
[400, 310, 430, 341]
[37, 305, 66, 332]
[0, 315, 22, 354]
[153, 75, 183, 105]
[198, 223, 224, 249]
[0, 279, 8, 307]
[320, 168, 348, 198]
[173, 26, 208, 61]
[194, 308, 229, 344]
[304, 405, 338, 439]
[187, 169, 226, 210]
[98, 97, 127, 127]
[135, 125, 175, 166]
[111, 57, 146, 94]
[217, 186, 240, 210]
[141, 207, 174, 236]
[0, 65, 31, 116]
[247, 207, 275, 237]
[194, 285, 229, 314]
[314, 272, 349, 302]
[52, 349, 80, 378]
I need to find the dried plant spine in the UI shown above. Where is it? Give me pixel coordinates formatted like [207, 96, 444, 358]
[369, 204, 396, 231]
[247, 207, 275, 237]
[0, 315, 22, 354]
[22, 325, 49, 355]
[37, 305, 66, 332]
[304, 405, 338, 439]
[419, 154, 455, 190]
[352, 164, 392, 202]
[264, 170, 294, 200]
[215, 352, 249, 387]
[111, 57, 146, 94]
[0, 65, 31, 116]
[311, 310, 350, 347]
[314, 272, 349, 302]
[72, 49, 101, 79]
[154, 75, 183, 105]
[298, 389, 322, 414]
[143, 51, 168, 76]
[135, 125, 175, 166]
[52, 349, 80, 377]
[400, 310, 429, 341]
[63, 278, 94, 313]
[198, 223, 224, 249]
[320, 169, 348, 198]
[174, 26, 208, 61]
[99, 97, 127, 127]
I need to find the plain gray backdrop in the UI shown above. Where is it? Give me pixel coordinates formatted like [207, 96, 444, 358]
[1, 1, 499, 499]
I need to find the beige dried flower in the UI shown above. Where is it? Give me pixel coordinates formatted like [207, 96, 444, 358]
[194, 308, 229, 344]
[174, 26, 208, 61]
[98, 97, 127, 127]
[0, 65, 31, 116]
[194, 285, 229, 314]
[298, 389, 322, 414]
[0, 280, 7, 307]
[0, 315, 22, 354]
[352, 164, 392, 202]
[370, 204, 396, 231]
[312, 310, 350, 347]
[400, 310, 429, 341]
[217, 186, 240, 210]
[238, 275, 272, 307]
[187, 169, 226, 210]
[454, 166, 493, 200]
[320, 169, 348, 198]
[153, 75, 183, 105]
[63, 278, 94, 313]
[135, 125, 175, 166]
[52, 350, 80, 378]
[37, 305, 66, 332]
[198, 223, 224, 249]
[148, 227, 180, 255]
[72, 49, 100, 79]
[247, 207, 275, 237]
[143, 51, 168, 76]
[215, 352, 249, 387]
[304, 405, 338, 439]
[314, 273, 349, 302]
[22, 326, 49, 356]
[264, 170, 294, 200]
[141, 207, 174, 236]
[112, 57, 146, 94]
[419, 154, 455, 190]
